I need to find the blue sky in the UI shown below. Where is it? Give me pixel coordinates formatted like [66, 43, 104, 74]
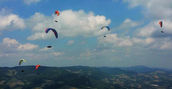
[0, 0, 172, 69]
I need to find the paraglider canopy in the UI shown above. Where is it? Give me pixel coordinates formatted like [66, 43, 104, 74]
[101, 26, 110, 31]
[45, 28, 58, 39]
[55, 10, 60, 16]
[159, 21, 164, 33]
[35, 65, 40, 70]
[159, 21, 163, 28]
[19, 59, 26, 66]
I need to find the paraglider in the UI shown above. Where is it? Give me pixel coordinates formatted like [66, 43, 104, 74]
[45, 28, 58, 39]
[55, 10, 60, 16]
[54, 10, 60, 22]
[18, 59, 26, 72]
[35, 65, 40, 70]
[47, 46, 52, 48]
[101, 26, 110, 37]
[45, 28, 58, 48]
[159, 21, 164, 33]
[159, 21, 163, 28]
[101, 26, 110, 31]
[18, 59, 26, 66]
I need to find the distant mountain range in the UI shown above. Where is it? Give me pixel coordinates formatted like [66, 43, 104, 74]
[0, 66, 171, 89]
[119, 65, 172, 73]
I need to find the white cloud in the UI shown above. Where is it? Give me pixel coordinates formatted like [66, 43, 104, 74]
[51, 52, 64, 56]
[137, 23, 156, 37]
[123, 0, 172, 19]
[118, 18, 140, 30]
[145, 37, 155, 44]
[17, 43, 38, 51]
[67, 40, 74, 45]
[98, 34, 133, 47]
[23, 0, 40, 5]
[132, 37, 154, 45]
[132, 37, 172, 50]
[3, 38, 19, 47]
[135, 19, 172, 49]
[27, 10, 111, 40]
[120, 0, 172, 50]
[123, 0, 149, 8]
[147, 38, 172, 50]
[160, 41, 172, 50]
[39, 47, 50, 51]
[122, 0, 172, 36]
[97, 16, 172, 50]
[97, 32, 158, 49]
[0, 13, 25, 31]
[2, 37, 38, 51]
[136, 20, 172, 38]
[27, 32, 47, 40]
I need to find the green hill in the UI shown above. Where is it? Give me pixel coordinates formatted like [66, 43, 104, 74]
[0, 66, 171, 89]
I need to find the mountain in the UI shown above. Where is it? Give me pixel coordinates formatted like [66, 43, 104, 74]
[120, 65, 172, 73]
[0, 66, 171, 89]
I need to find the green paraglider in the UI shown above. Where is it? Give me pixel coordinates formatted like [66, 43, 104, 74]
[18, 59, 26, 66]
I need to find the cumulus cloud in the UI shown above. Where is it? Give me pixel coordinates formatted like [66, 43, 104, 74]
[67, 40, 74, 45]
[132, 37, 154, 45]
[17, 43, 38, 51]
[119, 0, 172, 50]
[96, 15, 172, 50]
[98, 32, 158, 49]
[3, 38, 19, 47]
[118, 18, 140, 30]
[0, 13, 25, 31]
[23, 0, 40, 5]
[39, 47, 50, 51]
[120, 0, 172, 50]
[133, 36, 172, 50]
[138, 20, 172, 38]
[123, 0, 149, 8]
[2, 38, 38, 51]
[137, 21, 158, 37]
[135, 19, 172, 50]
[98, 34, 133, 47]
[27, 32, 47, 40]
[27, 10, 111, 40]
[160, 41, 172, 50]
[123, 0, 172, 19]
[51, 52, 64, 56]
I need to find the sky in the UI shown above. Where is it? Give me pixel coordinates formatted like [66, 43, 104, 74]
[0, 0, 172, 69]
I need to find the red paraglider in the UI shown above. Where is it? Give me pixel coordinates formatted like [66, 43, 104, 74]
[35, 65, 40, 70]
[159, 21, 163, 28]
[159, 21, 164, 33]
[54, 10, 60, 22]
[55, 10, 60, 16]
